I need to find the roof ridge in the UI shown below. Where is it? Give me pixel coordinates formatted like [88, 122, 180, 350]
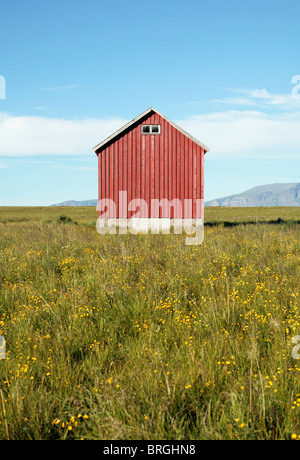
[93, 108, 209, 153]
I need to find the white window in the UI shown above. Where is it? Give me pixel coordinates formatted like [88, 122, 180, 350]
[141, 125, 161, 135]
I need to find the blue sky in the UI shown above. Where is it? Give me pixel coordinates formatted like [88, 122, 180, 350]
[0, 0, 299, 205]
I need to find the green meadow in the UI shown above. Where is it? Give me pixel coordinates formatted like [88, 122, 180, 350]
[0, 206, 299, 439]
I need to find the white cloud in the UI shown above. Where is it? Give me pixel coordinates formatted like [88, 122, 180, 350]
[216, 87, 300, 109]
[0, 110, 299, 160]
[176, 110, 300, 159]
[34, 106, 48, 112]
[42, 84, 81, 91]
[214, 97, 257, 106]
[0, 113, 128, 156]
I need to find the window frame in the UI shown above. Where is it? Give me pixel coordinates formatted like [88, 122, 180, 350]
[141, 124, 161, 135]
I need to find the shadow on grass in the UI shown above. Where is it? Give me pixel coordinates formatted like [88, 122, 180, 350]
[204, 218, 300, 228]
[0, 217, 299, 228]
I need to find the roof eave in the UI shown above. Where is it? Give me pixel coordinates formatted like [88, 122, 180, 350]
[93, 107, 155, 154]
[93, 107, 209, 154]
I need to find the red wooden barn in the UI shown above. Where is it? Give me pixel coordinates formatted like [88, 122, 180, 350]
[93, 107, 209, 239]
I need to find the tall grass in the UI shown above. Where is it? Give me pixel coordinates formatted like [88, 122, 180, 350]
[0, 207, 299, 439]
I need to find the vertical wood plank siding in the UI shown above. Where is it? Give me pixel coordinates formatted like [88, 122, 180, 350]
[97, 112, 204, 219]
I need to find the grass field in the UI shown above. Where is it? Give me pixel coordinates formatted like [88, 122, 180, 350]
[0, 206, 299, 440]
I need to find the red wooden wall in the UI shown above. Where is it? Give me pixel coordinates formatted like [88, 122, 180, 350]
[97, 111, 204, 219]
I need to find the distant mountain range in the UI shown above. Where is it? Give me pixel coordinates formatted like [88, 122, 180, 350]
[51, 183, 300, 207]
[205, 183, 300, 207]
[51, 199, 98, 207]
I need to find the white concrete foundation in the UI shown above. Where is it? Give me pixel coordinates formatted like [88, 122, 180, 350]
[96, 218, 204, 245]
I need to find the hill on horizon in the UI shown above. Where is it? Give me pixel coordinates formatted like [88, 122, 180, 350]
[205, 183, 300, 207]
[51, 199, 98, 207]
[50, 183, 300, 207]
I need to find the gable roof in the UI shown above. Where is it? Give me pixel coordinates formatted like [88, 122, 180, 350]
[93, 107, 209, 154]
